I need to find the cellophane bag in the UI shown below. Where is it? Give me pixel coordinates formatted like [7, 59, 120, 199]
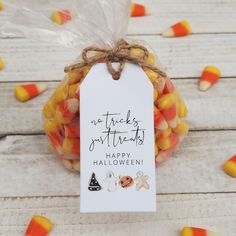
[1, 0, 188, 172]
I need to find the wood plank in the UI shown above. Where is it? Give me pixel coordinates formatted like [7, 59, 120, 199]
[0, 34, 235, 81]
[1, 0, 236, 35]
[0, 193, 235, 235]
[1, 78, 236, 135]
[128, 0, 236, 35]
[0, 131, 235, 197]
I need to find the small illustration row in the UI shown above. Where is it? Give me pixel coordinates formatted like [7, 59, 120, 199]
[88, 171, 149, 192]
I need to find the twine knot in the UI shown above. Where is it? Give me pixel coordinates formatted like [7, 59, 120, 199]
[64, 39, 166, 80]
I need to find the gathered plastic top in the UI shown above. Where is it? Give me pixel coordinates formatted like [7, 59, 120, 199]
[0, 0, 131, 48]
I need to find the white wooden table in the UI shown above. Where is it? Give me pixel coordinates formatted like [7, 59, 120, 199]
[0, 0, 236, 235]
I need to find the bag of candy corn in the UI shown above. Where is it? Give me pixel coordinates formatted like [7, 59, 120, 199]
[0, 0, 188, 173]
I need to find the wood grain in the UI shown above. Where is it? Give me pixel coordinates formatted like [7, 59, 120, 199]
[1, 78, 236, 135]
[1, 0, 236, 35]
[0, 193, 235, 236]
[0, 34, 235, 81]
[0, 131, 235, 197]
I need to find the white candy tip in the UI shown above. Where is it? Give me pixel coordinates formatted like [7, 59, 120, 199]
[168, 117, 178, 128]
[145, 7, 151, 16]
[162, 28, 174, 37]
[37, 83, 48, 92]
[199, 81, 211, 91]
[158, 121, 168, 131]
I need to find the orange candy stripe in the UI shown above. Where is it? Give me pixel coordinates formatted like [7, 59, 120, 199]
[25, 220, 48, 236]
[154, 109, 165, 128]
[192, 227, 207, 236]
[172, 22, 188, 36]
[59, 10, 72, 24]
[65, 121, 80, 138]
[21, 84, 39, 98]
[201, 71, 220, 84]
[161, 104, 177, 120]
[131, 4, 145, 16]
[72, 139, 80, 155]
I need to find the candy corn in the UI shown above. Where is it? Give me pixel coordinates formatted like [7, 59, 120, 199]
[25, 215, 53, 236]
[0, 57, 5, 70]
[161, 103, 178, 128]
[162, 20, 191, 37]
[55, 98, 79, 124]
[199, 66, 221, 91]
[154, 106, 168, 130]
[15, 83, 48, 102]
[130, 3, 150, 17]
[51, 10, 72, 25]
[0, 0, 4, 11]
[181, 227, 220, 236]
[224, 155, 236, 178]
[157, 93, 177, 110]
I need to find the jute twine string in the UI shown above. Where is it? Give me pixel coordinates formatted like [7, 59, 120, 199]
[64, 39, 167, 80]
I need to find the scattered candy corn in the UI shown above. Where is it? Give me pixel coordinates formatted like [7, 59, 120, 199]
[181, 227, 220, 236]
[15, 83, 48, 102]
[130, 2, 150, 17]
[199, 66, 221, 91]
[25, 215, 53, 236]
[51, 10, 72, 25]
[0, 57, 4, 70]
[224, 155, 236, 178]
[0, 0, 4, 11]
[162, 20, 191, 37]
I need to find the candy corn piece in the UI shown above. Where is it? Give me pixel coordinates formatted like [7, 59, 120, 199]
[15, 83, 48, 102]
[199, 66, 221, 91]
[25, 215, 53, 236]
[51, 10, 72, 25]
[0, 0, 4, 11]
[163, 77, 175, 94]
[130, 3, 150, 17]
[181, 227, 220, 236]
[161, 103, 178, 128]
[55, 98, 79, 124]
[162, 20, 191, 37]
[154, 106, 168, 130]
[0, 57, 4, 70]
[224, 155, 236, 178]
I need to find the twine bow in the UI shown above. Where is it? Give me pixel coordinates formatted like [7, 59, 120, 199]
[64, 39, 166, 80]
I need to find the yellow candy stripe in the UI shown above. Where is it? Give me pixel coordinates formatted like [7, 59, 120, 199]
[173, 122, 189, 135]
[0, 57, 4, 70]
[15, 86, 30, 102]
[181, 227, 193, 236]
[181, 20, 192, 33]
[224, 161, 236, 178]
[33, 215, 53, 232]
[51, 11, 62, 25]
[157, 93, 176, 110]
[204, 66, 221, 76]
[0, 0, 4, 11]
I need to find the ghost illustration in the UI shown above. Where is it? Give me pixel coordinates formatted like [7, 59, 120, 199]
[104, 171, 117, 192]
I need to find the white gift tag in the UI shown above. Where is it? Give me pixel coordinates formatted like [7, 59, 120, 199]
[80, 63, 156, 212]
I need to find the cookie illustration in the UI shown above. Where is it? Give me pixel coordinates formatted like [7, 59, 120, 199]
[104, 171, 117, 192]
[119, 176, 134, 188]
[88, 172, 102, 191]
[134, 171, 149, 191]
